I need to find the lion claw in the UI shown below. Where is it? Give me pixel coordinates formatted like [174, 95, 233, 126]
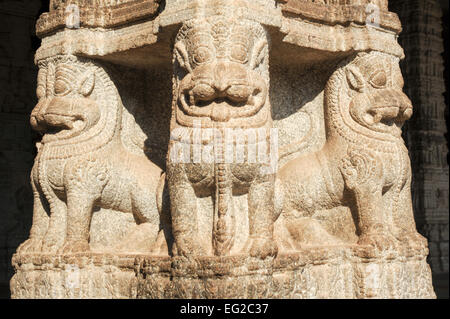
[358, 232, 396, 251]
[401, 232, 428, 249]
[17, 238, 42, 254]
[243, 237, 278, 259]
[59, 240, 90, 254]
[173, 240, 206, 258]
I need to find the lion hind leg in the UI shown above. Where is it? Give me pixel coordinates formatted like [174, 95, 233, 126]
[340, 148, 396, 250]
[130, 182, 160, 225]
[393, 182, 428, 249]
[17, 184, 49, 253]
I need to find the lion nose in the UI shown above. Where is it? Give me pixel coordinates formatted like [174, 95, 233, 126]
[401, 94, 412, 112]
[30, 115, 39, 131]
[400, 94, 413, 120]
[30, 99, 48, 132]
[213, 63, 231, 93]
[215, 81, 229, 93]
[384, 90, 412, 122]
[393, 91, 413, 119]
[380, 89, 412, 112]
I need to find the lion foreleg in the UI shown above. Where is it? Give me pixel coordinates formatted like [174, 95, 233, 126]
[60, 159, 108, 253]
[41, 198, 66, 253]
[243, 175, 278, 259]
[168, 176, 203, 258]
[340, 148, 396, 250]
[17, 178, 49, 253]
[394, 177, 427, 249]
[60, 191, 95, 253]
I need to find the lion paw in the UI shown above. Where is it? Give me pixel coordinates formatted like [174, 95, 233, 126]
[400, 232, 428, 249]
[358, 232, 396, 251]
[42, 236, 63, 253]
[173, 240, 206, 258]
[243, 237, 278, 259]
[17, 238, 42, 254]
[59, 240, 90, 254]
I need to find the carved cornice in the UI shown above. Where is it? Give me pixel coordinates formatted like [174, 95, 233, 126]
[279, 0, 401, 33]
[34, 0, 405, 62]
[37, 0, 162, 37]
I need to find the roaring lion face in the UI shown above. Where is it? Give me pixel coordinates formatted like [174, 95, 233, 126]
[345, 54, 412, 137]
[174, 16, 270, 127]
[31, 62, 100, 143]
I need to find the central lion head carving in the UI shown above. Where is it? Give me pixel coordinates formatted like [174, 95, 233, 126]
[345, 54, 412, 137]
[174, 16, 270, 126]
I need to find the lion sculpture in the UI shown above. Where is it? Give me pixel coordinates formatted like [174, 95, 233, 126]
[18, 56, 163, 254]
[167, 16, 278, 258]
[275, 52, 427, 251]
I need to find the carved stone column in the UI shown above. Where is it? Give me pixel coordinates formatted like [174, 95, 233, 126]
[10, 0, 436, 298]
[390, 0, 449, 274]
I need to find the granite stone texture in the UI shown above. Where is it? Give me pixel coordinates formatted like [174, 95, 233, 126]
[9, 0, 436, 298]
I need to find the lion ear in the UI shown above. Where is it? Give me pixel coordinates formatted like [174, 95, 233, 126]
[175, 41, 192, 74]
[36, 68, 47, 100]
[79, 70, 95, 97]
[346, 65, 365, 92]
[250, 39, 268, 70]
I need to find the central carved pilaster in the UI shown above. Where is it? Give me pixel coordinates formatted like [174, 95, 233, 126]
[167, 15, 277, 258]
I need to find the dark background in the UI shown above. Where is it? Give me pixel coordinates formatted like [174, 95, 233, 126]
[0, 0, 448, 299]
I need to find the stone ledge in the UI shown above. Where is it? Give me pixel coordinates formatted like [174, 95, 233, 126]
[281, 0, 401, 33]
[11, 246, 436, 299]
[34, 0, 404, 63]
[36, 0, 162, 37]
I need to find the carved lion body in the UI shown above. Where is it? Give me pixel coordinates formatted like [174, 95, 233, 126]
[167, 16, 278, 258]
[276, 53, 427, 251]
[18, 57, 163, 254]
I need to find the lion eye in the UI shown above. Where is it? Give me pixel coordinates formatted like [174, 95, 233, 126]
[193, 46, 213, 65]
[369, 71, 387, 88]
[230, 44, 248, 64]
[54, 78, 71, 96]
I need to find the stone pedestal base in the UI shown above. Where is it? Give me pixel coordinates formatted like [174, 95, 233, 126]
[11, 246, 435, 299]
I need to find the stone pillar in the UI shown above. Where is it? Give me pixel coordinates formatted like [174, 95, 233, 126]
[9, 0, 436, 298]
[390, 0, 449, 274]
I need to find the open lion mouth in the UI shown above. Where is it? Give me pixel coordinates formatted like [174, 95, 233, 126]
[39, 114, 86, 142]
[368, 102, 412, 124]
[177, 61, 268, 123]
[350, 89, 413, 134]
[44, 114, 76, 129]
[179, 80, 267, 122]
[31, 96, 101, 143]
[368, 105, 411, 125]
